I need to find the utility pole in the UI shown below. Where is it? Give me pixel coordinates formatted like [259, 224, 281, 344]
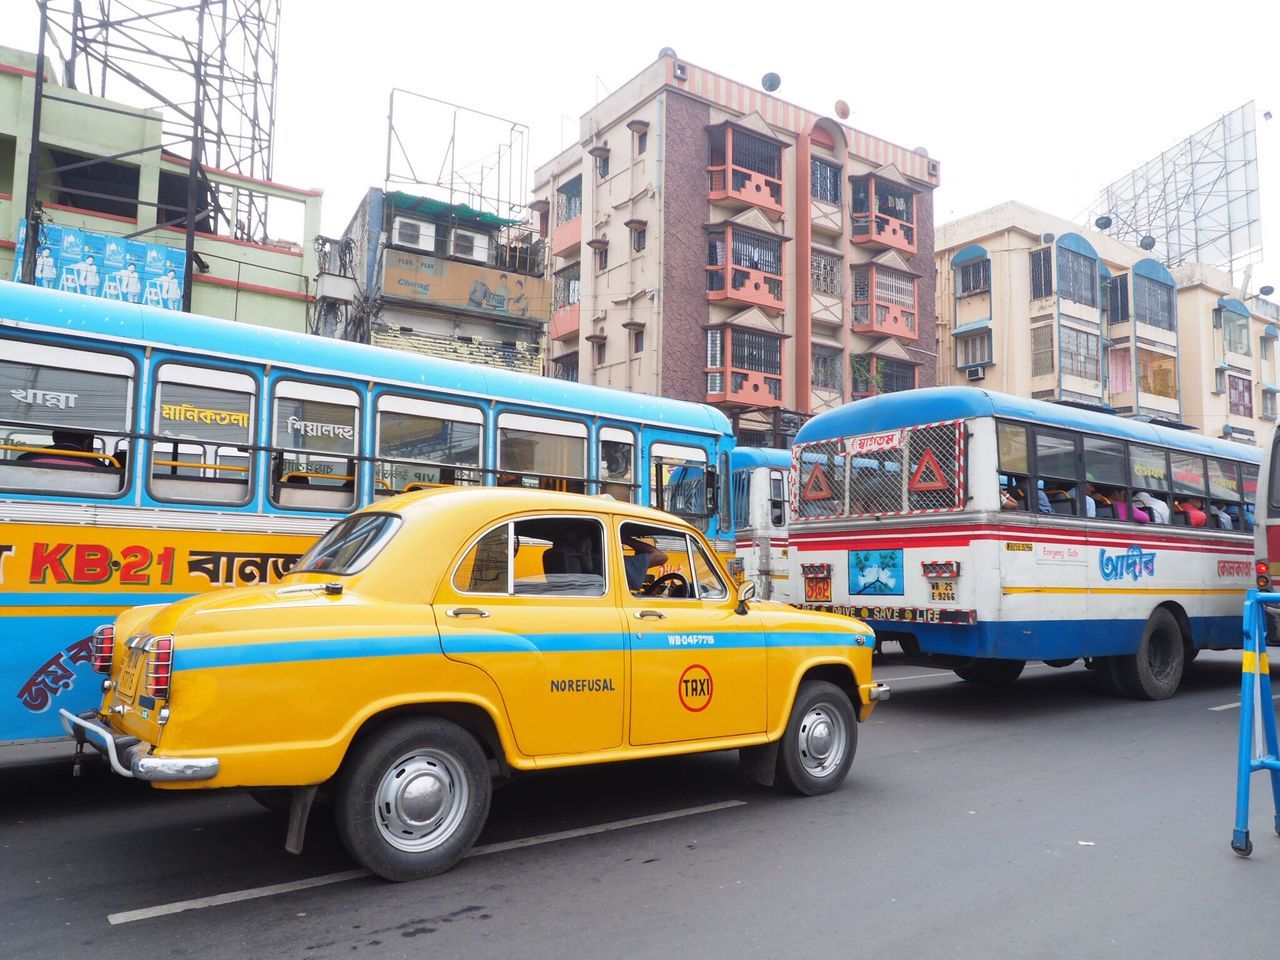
[20, 0, 50, 285]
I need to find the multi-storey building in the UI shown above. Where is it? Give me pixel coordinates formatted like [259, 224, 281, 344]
[0, 46, 321, 330]
[936, 200, 1278, 443]
[532, 52, 940, 445]
[325, 189, 549, 373]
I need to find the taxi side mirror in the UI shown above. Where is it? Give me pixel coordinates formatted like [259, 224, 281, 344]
[735, 580, 756, 615]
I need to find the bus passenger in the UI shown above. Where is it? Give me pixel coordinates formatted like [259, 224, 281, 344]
[1084, 483, 1097, 518]
[1111, 488, 1149, 523]
[1134, 491, 1169, 524]
[18, 430, 102, 469]
[1209, 501, 1234, 530]
[1180, 498, 1207, 527]
[1035, 481, 1052, 514]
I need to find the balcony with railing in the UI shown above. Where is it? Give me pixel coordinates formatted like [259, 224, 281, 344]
[850, 172, 917, 255]
[706, 226, 785, 313]
[550, 263, 581, 340]
[850, 263, 918, 341]
[552, 176, 583, 258]
[707, 125, 784, 217]
[704, 326, 785, 409]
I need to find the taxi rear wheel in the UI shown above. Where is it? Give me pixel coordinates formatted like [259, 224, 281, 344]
[775, 681, 856, 796]
[335, 717, 491, 882]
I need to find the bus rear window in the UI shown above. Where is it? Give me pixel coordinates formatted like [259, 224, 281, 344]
[294, 513, 401, 575]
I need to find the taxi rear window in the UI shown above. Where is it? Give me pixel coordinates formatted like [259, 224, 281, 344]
[295, 513, 401, 575]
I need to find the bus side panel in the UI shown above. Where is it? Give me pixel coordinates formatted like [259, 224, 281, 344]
[0, 519, 320, 742]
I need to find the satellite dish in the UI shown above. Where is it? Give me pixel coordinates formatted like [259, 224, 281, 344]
[912, 146, 929, 157]
[1094, 215, 1112, 230]
[659, 47, 678, 59]
[1262, 285, 1276, 297]
[1041, 233, 1056, 244]
[834, 100, 850, 120]
[761, 72, 781, 92]
[1139, 235, 1156, 251]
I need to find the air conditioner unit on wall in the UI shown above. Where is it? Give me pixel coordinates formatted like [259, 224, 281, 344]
[451, 228, 491, 264]
[966, 366, 986, 382]
[392, 217, 435, 253]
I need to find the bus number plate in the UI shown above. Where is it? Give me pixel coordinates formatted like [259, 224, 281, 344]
[805, 577, 832, 603]
[929, 581, 957, 603]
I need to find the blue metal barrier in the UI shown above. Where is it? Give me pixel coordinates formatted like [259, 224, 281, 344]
[1232, 590, 1280, 857]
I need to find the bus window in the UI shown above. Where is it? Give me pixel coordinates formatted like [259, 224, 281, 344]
[1083, 436, 1125, 519]
[497, 413, 587, 493]
[374, 395, 483, 495]
[996, 421, 1032, 511]
[599, 427, 636, 501]
[272, 380, 359, 511]
[731, 469, 750, 530]
[151, 364, 255, 504]
[1130, 444, 1170, 492]
[769, 469, 786, 527]
[1035, 430, 1080, 515]
[0, 341, 132, 496]
[651, 442, 712, 530]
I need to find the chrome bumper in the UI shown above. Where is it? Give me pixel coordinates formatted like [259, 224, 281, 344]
[58, 708, 219, 782]
[866, 682, 891, 702]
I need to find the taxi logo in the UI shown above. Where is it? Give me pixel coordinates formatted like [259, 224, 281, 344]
[678, 664, 713, 713]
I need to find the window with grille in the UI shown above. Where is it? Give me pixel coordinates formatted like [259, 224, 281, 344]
[851, 355, 874, 395]
[1108, 274, 1130, 323]
[811, 251, 842, 296]
[732, 131, 782, 179]
[732, 330, 782, 375]
[553, 263, 581, 309]
[875, 183, 913, 223]
[1133, 275, 1175, 331]
[731, 229, 782, 275]
[875, 268, 915, 308]
[707, 232, 726, 267]
[1229, 375, 1253, 416]
[879, 359, 915, 394]
[1060, 327, 1100, 380]
[552, 354, 579, 382]
[811, 159, 842, 204]
[811, 347, 843, 391]
[706, 372, 724, 394]
[957, 331, 992, 367]
[1031, 325, 1054, 376]
[706, 328, 723, 368]
[851, 267, 871, 303]
[1030, 248, 1053, 299]
[956, 259, 990, 296]
[1057, 248, 1097, 306]
[1137, 349, 1177, 399]
[555, 177, 582, 225]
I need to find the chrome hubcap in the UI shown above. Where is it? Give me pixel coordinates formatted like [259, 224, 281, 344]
[374, 749, 469, 853]
[798, 704, 847, 779]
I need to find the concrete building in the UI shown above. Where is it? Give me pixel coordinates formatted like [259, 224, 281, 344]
[0, 47, 322, 331]
[324, 189, 549, 373]
[532, 52, 940, 445]
[936, 200, 1279, 444]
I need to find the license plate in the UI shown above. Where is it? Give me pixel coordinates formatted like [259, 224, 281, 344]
[116, 651, 143, 700]
[805, 577, 832, 602]
[929, 581, 957, 603]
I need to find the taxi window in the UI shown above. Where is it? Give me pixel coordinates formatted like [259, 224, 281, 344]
[295, 513, 400, 575]
[452, 517, 606, 597]
[689, 539, 728, 600]
[453, 523, 510, 594]
[621, 522, 725, 601]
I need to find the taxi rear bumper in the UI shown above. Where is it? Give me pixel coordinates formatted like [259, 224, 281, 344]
[59, 708, 219, 782]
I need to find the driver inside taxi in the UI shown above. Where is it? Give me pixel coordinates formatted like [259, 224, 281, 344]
[622, 534, 668, 592]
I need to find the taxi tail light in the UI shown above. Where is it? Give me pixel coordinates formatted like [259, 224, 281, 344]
[90, 625, 115, 674]
[145, 636, 173, 699]
[1258, 560, 1271, 591]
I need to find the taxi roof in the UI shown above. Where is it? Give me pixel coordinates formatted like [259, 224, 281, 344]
[371, 485, 698, 529]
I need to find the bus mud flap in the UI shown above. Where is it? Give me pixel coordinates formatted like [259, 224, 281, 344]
[285, 785, 320, 855]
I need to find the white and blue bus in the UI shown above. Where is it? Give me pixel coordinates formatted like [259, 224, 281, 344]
[729, 446, 793, 602]
[790, 387, 1259, 699]
[0, 282, 735, 746]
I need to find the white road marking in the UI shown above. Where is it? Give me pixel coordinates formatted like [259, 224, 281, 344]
[107, 799, 747, 925]
[1208, 694, 1280, 712]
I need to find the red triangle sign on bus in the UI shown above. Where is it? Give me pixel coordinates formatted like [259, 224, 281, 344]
[801, 464, 834, 501]
[908, 448, 949, 492]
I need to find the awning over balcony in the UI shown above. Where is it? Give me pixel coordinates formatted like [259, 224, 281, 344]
[1264, 324, 1280, 340]
[1218, 295, 1251, 318]
[951, 318, 991, 337]
[1263, 383, 1280, 394]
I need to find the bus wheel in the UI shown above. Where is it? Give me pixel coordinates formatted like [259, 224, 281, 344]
[953, 659, 1025, 685]
[775, 681, 856, 796]
[1117, 609, 1184, 700]
[335, 718, 491, 881]
[1095, 656, 1128, 697]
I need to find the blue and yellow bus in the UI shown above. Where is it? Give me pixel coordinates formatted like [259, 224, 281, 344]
[0, 282, 734, 745]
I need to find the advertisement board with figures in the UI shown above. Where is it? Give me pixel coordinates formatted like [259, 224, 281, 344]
[0, 523, 314, 742]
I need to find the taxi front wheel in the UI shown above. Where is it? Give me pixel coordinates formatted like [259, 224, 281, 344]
[335, 717, 491, 882]
[775, 681, 856, 796]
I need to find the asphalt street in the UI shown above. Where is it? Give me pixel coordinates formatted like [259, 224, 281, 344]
[3, 650, 1278, 960]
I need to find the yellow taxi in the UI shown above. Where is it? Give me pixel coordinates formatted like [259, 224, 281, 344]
[62, 487, 886, 881]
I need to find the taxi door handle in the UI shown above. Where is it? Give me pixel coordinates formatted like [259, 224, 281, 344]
[634, 609, 666, 620]
[446, 607, 490, 619]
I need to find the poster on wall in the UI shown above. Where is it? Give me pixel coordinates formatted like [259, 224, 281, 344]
[13, 220, 187, 311]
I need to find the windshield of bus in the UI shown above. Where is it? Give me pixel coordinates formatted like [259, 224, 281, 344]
[794, 420, 965, 520]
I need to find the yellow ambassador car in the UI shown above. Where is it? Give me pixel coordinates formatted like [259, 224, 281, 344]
[62, 488, 887, 881]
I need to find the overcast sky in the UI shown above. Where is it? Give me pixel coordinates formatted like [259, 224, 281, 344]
[14, 0, 1280, 292]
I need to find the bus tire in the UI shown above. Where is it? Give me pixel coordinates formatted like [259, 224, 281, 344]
[1095, 656, 1128, 697]
[334, 717, 490, 882]
[1116, 608, 1184, 701]
[775, 681, 856, 796]
[953, 659, 1025, 685]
